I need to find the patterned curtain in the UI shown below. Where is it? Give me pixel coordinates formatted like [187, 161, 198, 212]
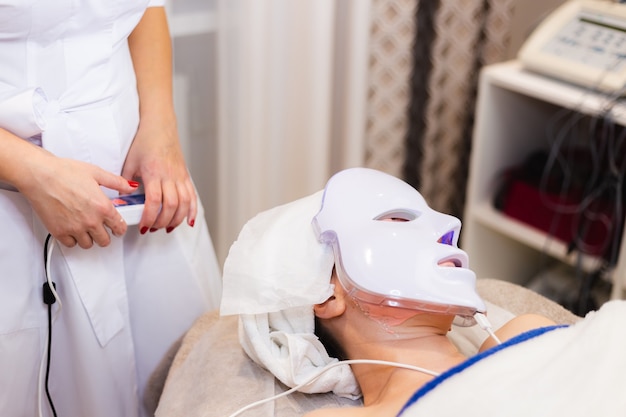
[403, 0, 515, 219]
[364, 0, 418, 179]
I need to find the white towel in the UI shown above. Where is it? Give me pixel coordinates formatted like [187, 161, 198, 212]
[220, 190, 360, 398]
[220, 190, 334, 316]
[239, 309, 360, 399]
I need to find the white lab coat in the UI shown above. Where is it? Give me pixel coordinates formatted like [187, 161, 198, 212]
[0, 1, 222, 416]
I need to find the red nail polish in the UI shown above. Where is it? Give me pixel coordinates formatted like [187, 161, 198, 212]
[189, 219, 195, 227]
[128, 180, 140, 188]
[140, 227, 148, 234]
[166, 227, 174, 233]
[150, 228, 158, 233]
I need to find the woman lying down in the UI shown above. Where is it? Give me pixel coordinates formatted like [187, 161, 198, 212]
[220, 167, 626, 417]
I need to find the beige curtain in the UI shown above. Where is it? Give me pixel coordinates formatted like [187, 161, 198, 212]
[215, 0, 371, 263]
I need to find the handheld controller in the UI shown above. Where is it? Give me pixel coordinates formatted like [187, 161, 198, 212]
[111, 194, 145, 226]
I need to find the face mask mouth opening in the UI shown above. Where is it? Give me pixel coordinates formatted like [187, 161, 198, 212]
[437, 257, 463, 268]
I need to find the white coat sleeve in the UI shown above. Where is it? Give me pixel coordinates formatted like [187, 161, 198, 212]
[0, 88, 47, 139]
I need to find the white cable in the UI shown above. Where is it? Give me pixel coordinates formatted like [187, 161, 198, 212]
[229, 314, 505, 417]
[226, 359, 440, 417]
[45, 237, 63, 321]
[37, 237, 62, 417]
[474, 312, 502, 346]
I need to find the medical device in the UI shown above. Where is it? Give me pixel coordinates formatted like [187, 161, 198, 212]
[518, 0, 626, 93]
[111, 193, 145, 226]
[312, 167, 486, 322]
[228, 168, 503, 416]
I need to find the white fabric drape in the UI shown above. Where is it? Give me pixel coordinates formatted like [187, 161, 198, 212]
[215, 0, 370, 262]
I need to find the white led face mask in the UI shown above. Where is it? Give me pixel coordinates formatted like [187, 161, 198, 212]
[312, 168, 486, 321]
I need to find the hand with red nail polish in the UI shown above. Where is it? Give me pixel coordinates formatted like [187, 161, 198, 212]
[6, 142, 141, 248]
[122, 114, 198, 235]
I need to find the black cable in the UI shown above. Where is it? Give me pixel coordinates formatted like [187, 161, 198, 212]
[45, 300, 57, 417]
[42, 233, 58, 417]
[536, 86, 625, 309]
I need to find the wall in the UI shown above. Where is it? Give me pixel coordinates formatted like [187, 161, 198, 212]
[506, 0, 568, 59]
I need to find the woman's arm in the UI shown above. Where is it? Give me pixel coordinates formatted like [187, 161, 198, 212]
[125, 7, 197, 234]
[0, 128, 137, 247]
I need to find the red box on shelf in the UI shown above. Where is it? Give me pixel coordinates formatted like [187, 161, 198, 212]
[500, 179, 616, 258]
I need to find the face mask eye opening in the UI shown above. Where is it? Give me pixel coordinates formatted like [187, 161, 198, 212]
[438, 230, 455, 245]
[373, 209, 419, 223]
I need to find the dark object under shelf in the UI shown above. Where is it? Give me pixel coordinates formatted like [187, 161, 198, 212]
[495, 150, 624, 262]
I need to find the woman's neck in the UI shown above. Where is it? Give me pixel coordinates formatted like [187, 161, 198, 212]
[340, 311, 467, 412]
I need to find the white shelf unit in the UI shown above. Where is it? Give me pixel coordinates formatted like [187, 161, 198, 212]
[462, 60, 626, 299]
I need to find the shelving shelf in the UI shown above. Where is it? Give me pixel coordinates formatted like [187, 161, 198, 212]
[462, 60, 626, 299]
[482, 61, 626, 125]
[470, 202, 604, 274]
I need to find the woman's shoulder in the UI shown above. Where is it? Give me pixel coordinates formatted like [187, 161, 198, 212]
[479, 313, 557, 352]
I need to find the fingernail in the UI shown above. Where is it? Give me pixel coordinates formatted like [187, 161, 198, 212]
[189, 219, 195, 227]
[140, 227, 148, 235]
[128, 180, 140, 188]
[166, 227, 174, 233]
[150, 228, 158, 233]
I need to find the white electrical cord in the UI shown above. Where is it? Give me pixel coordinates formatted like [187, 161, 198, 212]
[474, 312, 502, 346]
[227, 359, 440, 417]
[37, 236, 62, 417]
